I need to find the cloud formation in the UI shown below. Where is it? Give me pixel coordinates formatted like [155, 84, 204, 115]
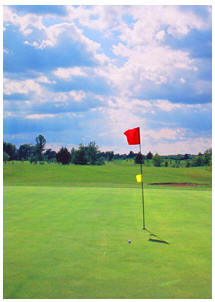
[3, 5, 212, 154]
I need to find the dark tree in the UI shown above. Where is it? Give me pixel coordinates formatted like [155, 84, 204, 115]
[3, 152, 10, 163]
[203, 149, 212, 165]
[44, 149, 56, 161]
[153, 153, 163, 167]
[191, 154, 203, 166]
[186, 161, 190, 167]
[3, 142, 17, 160]
[146, 151, 153, 160]
[105, 151, 114, 161]
[71, 143, 105, 165]
[18, 144, 34, 160]
[127, 151, 135, 159]
[73, 145, 88, 165]
[35, 134, 46, 161]
[183, 154, 189, 160]
[135, 152, 144, 164]
[71, 147, 76, 163]
[56, 147, 71, 165]
[114, 153, 120, 160]
[86, 141, 98, 165]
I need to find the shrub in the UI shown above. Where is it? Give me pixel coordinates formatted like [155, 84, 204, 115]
[73, 146, 88, 165]
[56, 147, 71, 165]
[153, 154, 163, 167]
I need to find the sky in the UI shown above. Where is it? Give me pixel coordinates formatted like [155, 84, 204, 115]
[3, 5, 212, 155]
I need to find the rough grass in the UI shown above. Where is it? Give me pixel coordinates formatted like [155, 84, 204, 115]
[3, 161, 212, 189]
[3, 162, 212, 298]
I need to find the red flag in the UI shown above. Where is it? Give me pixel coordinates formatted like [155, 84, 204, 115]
[124, 127, 140, 145]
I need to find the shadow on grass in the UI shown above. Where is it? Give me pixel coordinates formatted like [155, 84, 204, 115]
[144, 228, 170, 245]
[148, 238, 170, 244]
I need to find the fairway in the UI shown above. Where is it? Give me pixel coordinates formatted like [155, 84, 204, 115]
[3, 164, 212, 299]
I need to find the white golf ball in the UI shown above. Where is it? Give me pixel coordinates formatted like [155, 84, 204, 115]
[128, 240, 131, 243]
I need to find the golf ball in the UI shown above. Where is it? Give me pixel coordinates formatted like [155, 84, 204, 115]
[128, 240, 131, 243]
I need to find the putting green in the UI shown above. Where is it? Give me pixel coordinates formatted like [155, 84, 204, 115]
[4, 185, 212, 299]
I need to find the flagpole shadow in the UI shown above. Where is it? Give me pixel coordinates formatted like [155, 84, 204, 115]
[143, 227, 170, 245]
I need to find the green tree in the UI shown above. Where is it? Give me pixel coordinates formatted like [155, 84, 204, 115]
[3, 142, 17, 160]
[3, 151, 10, 163]
[18, 144, 34, 160]
[35, 134, 46, 161]
[56, 147, 71, 165]
[105, 151, 114, 161]
[183, 154, 189, 160]
[71, 147, 76, 163]
[153, 153, 163, 167]
[146, 151, 153, 160]
[127, 151, 135, 159]
[86, 141, 98, 165]
[95, 156, 105, 165]
[186, 161, 190, 167]
[203, 148, 212, 165]
[73, 145, 88, 165]
[135, 152, 144, 164]
[191, 154, 203, 166]
[44, 149, 56, 162]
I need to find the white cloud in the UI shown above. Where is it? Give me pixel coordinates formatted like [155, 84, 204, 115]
[144, 136, 211, 155]
[90, 5, 207, 95]
[94, 135, 211, 155]
[4, 6, 102, 65]
[94, 43, 198, 98]
[66, 6, 126, 33]
[88, 94, 211, 154]
[143, 128, 185, 140]
[37, 76, 56, 84]
[69, 90, 86, 102]
[26, 113, 56, 119]
[4, 6, 44, 35]
[123, 6, 208, 44]
[4, 5, 205, 96]
[110, 45, 197, 90]
[4, 78, 43, 95]
[53, 67, 88, 79]
[24, 40, 39, 47]
[155, 30, 165, 42]
[152, 100, 183, 112]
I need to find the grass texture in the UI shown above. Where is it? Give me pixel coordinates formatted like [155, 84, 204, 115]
[3, 162, 212, 298]
[4, 161, 212, 188]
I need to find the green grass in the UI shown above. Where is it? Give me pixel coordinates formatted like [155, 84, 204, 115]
[4, 161, 212, 189]
[3, 162, 212, 298]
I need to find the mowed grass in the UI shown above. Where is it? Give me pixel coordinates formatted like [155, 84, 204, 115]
[4, 161, 212, 188]
[3, 162, 212, 298]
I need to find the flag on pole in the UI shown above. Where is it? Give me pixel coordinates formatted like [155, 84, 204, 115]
[136, 174, 143, 183]
[124, 127, 140, 145]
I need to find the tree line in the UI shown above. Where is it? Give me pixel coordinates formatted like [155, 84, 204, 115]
[3, 134, 212, 167]
[132, 150, 212, 167]
[3, 135, 104, 165]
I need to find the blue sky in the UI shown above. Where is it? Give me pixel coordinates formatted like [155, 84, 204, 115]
[3, 5, 212, 154]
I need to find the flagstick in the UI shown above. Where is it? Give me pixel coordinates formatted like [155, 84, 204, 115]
[139, 142, 145, 230]
[139, 144, 169, 243]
